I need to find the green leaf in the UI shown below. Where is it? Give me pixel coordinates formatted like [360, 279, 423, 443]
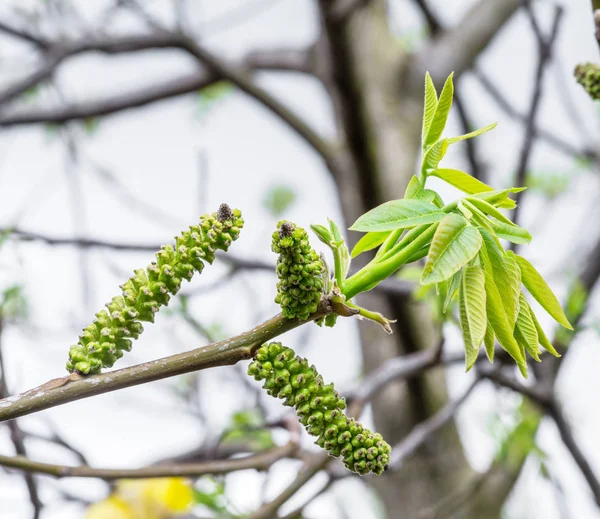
[492, 221, 532, 244]
[443, 270, 462, 312]
[422, 138, 449, 173]
[404, 175, 423, 198]
[529, 307, 561, 357]
[484, 322, 495, 362]
[421, 214, 482, 285]
[351, 231, 390, 258]
[430, 168, 494, 194]
[466, 197, 516, 226]
[472, 188, 525, 209]
[514, 294, 541, 362]
[425, 73, 454, 147]
[311, 224, 332, 245]
[483, 268, 527, 376]
[459, 265, 487, 371]
[446, 122, 497, 144]
[515, 255, 573, 330]
[350, 199, 445, 232]
[479, 231, 521, 328]
[421, 72, 438, 147]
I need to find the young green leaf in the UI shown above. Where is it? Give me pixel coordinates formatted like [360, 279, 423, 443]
[350, 199, 445, 232]
[491, 221, 532, 245]
[466, 197, 517, 226]
[422, 138, 449, 174]
[483, 268, 527, 376]
[404, 175, 423, 198]
[479, 231, 521, 328]
[514, 294, 541, 362]
[484, 322, 495, 362]
[443, 270, 462, 313]
[351, 231, 390, 258]
[425, 73, 454, 148]
[422, 73, 438, 147]
[529, 307, 561, 358]
[515, 255, 573, 330]
[459, 265, 487, 371]
[446, 122, 497, 144]
[472, 188, 525, 209]
[430, 168, 494, 194]
[421, 213, 482, 285]
[311, 224, 333, 245]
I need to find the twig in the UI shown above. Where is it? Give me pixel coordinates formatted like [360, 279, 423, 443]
[473, 68, 595, 162]
[247, 452, 331, 519]
[388, 378, 480, 470]
[548, 400, 600, 507]
[0, 310, 327, 423]
[512, 4, 564, 228]
[0, 319, 43, 519]
[178, 36, 337, 172]
[0, 441, 297, 480]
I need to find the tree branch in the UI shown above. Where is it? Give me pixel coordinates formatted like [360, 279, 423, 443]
[0, 47, 313, 127]
[0, 441, 297, 480]
[549, 400, 600, 507]
[177, 36, 338, 170]
[388, 378, 480, 470]
[512, 4, 564, 228]
[411, 0, 520, 87]
[0, 311, 328, 423]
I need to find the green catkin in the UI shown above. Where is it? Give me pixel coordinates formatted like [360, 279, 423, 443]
[248, 342, 391, 475]
[272, 221, 325, 321]
[67, 204, 244, 375]
[574, 62, 600, 100]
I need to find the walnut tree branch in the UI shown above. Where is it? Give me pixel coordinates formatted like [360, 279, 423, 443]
[0, 311, 327, 423]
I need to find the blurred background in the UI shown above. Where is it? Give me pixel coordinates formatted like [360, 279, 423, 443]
[0, 0, 599, 518]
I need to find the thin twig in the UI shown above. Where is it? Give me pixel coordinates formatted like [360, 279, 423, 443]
[0, 441, 297, 480]
[0, 319, 43, 519]
[549, 400, 600, 507]
[388, 378, 480, 470]
[512, 4, 564, 228]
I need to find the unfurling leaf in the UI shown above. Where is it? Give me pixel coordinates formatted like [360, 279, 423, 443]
[479, 231, 521, 328]
[515, 255, 573, 330]
[472, 188, 525, 209]
[484, 322, 495, 362]
[514, 294, 541, 362]
[425, 73, 454, 148]
[421, 214, 482, 285]
[483, 269, 527, 376]
[466, 197, 517, 226]
[446, 122, 497, 144]
[459, 265, 487, 371]
[422, 139, 449, 173]
[350, 199, 444, 232]
[351, 231, 390, 258]
[492, 221, 532, 244]
[421, 72, 438, 147]
[430, 168, 494, 194]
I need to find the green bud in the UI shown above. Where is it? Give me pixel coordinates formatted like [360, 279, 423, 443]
[574, 62, 600, 100]
[272, 221, 325, 321]
[67, 204, 244, 375]
[248, 342, 391, 475]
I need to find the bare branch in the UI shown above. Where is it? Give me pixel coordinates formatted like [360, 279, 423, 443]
[0, 47, 313, 127]
[0, 441, 297, 480]
[0, 20, 48, 48]
[549, 401, 600, 507]
[0, 320, 43, 518]
[411, 0, 520, 86]
[178, 36, 337, 170]
[512, 5, 564, 228]
[388, 378, 480, 470]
